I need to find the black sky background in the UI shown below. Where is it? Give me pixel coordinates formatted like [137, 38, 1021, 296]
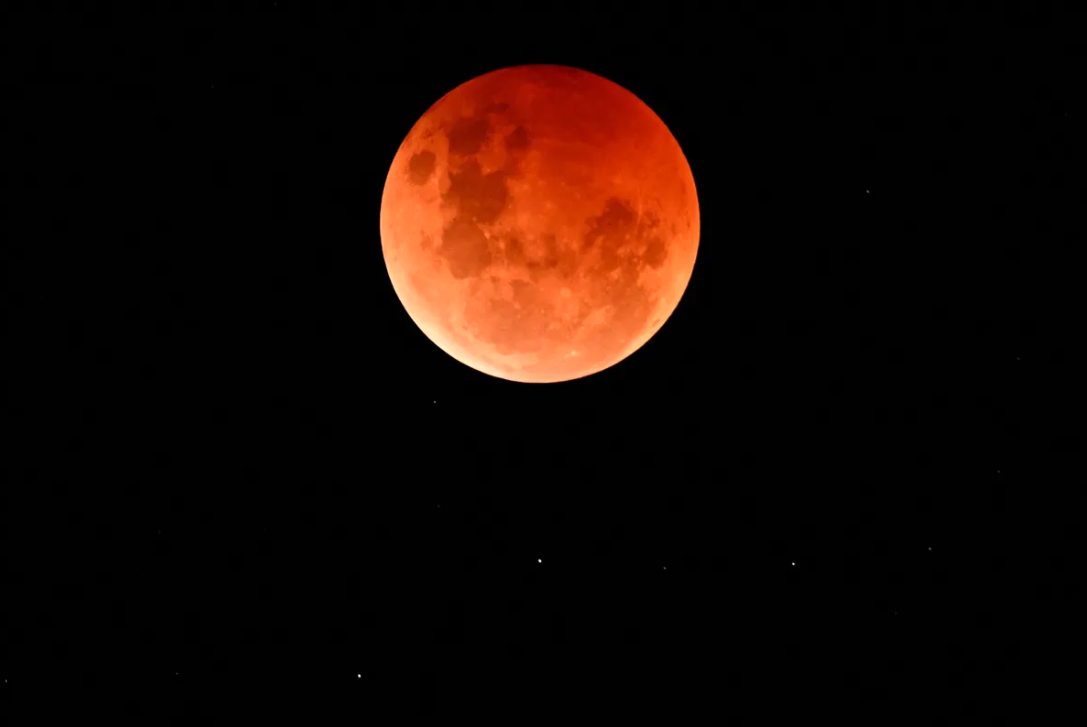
[3, 5, 1083, 722]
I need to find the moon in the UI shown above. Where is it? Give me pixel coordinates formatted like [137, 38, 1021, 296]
[380, 64, 699, 383]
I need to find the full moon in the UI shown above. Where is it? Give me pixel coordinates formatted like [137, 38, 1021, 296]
[380, 65, 699, 383]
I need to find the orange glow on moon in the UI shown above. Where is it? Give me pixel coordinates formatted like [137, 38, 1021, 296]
[380, 65, 700, 383]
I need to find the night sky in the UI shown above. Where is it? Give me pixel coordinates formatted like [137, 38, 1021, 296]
[3, 6, 1081, 722]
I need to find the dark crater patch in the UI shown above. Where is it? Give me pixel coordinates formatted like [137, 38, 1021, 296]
[440, 217, 491, 279]
[524, 234, 562, 273]
[583, 198, 640, 274]
[504, 235, 526, 266]
[644, 235, 667, 268]
[579, 197, 656, 349]
[505, 126, 530, 151]
[446, 116, 491, 157]
[443, 160, 510, 225]
[504, 235, 526, 264]
[583, 198, 637, 253]
[408, 150, 436, 185]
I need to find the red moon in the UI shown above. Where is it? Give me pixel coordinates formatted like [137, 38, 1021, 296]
[380, 65, 699, 383]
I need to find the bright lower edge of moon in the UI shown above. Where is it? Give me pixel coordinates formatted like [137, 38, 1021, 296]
[380, 64, 700, 383]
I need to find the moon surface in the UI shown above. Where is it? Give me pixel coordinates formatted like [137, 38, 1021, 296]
[380, 64, 699, 383]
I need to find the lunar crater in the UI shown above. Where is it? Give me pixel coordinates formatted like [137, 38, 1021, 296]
[442, 160, 510, 225]
[446, 116, 491, 157]
[505, 126, 530, 151]
[407, 150, 436, 185]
